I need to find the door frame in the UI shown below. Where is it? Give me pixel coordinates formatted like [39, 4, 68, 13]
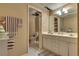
[27, 4, 43, 51]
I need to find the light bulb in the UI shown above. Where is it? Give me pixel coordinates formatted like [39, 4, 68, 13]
[62, 8, 68, 13]
[56, 10, 61, 15]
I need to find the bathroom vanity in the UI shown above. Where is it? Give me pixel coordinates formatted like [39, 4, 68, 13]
[42, 32, 78, 56]
[42, 4, 78, 56]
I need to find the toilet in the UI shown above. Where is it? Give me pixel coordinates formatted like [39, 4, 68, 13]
[30, 32, 39, 45]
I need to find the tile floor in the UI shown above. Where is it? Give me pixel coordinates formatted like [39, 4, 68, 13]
[22, 41, 57, 56]
[22, 42, 44, 56]
[22, 47, 58, 56]
[23, 47, 44, 56]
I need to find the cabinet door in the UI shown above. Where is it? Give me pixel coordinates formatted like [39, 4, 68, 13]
[43, 36, 52, 50]
[43, 36, 58, 54]
[51, 38, 57, 53]
[69, 43, 77, 56]
[42, 37, 47, 48]
[58, 40, 68, 56]
[45, 37, 51, 50]
[52, 37, 59, 54]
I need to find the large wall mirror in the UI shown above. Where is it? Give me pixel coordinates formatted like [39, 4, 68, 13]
[49, 4, 77, 33]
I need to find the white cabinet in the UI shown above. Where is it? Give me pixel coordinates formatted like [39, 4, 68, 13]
[42, 35, 77, 56]
[43, 35, 60, 55]
[43, 36, 53, 51]
[51, 37, 59, 54]
[58, 41, 68, 56]
[69, 43, 78, 56]
[42, 37, 46, 48]
[51, 38, 57, 53]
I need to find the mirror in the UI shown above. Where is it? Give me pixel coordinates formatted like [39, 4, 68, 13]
[49, 4, 77, 33]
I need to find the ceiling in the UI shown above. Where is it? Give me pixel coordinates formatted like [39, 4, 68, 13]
[41, 3, 67, 10]
[29, 3, 68, 15]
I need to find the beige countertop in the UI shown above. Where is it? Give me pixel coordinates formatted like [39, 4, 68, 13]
[42, 32, 78, 38]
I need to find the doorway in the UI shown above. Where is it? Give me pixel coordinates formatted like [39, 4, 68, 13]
[28, 5, 42, 54]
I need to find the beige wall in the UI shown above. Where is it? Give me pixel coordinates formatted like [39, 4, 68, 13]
[0, 4, 28, 55]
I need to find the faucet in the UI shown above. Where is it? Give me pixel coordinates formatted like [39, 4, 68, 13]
[67, 28, 73, 33]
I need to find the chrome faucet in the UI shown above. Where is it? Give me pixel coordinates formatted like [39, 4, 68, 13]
[67, 28, 73, 33]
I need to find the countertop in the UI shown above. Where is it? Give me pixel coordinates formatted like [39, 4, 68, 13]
[42, 32, 78, 38]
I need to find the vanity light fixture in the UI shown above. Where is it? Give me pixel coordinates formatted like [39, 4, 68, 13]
[56, 10, 62, 15]
[56, 8, 68, 16]
[62, 8, 68, 13]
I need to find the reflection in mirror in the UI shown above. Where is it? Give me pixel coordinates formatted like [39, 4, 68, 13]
[49, 4, 77, 33]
